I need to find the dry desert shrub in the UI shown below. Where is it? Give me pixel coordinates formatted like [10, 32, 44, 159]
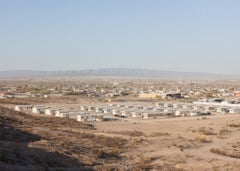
[136, 155, 153, 170]
[154, 162, 186, 171]
[195, 134, 213, 143]
[123, 130, 145, 137]
[210, 148, 240, 159]
[197, 127, 216, 135]
[149, 132, 170, 137]
[94, 149, 121, 160]
[228, 123, 240, 128]
[219, 127, 230, 136]
[190, 127, 216, 136]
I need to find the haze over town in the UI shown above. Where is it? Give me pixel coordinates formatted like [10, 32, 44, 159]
[1, 0, 240, 75]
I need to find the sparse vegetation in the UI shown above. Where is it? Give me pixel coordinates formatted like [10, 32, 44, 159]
[149, 132, 170, 137]
[195, 134, 213, 143]
[137, 155, 153, 170]
[219, 128, 230, 136]
[228, 123, 240, 128]
[0, 106, 130, 170]
[118, 130, 145, 137]
[210, 148, 240, 159]
[193, 127, 217, 136]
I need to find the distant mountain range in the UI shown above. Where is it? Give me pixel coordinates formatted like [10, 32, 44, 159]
[0, 68, 238, 79]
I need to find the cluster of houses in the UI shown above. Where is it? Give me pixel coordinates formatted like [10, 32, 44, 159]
[138, 91, 182, 100]
[2, 79, 240, 101]
[14, 105, 117, 122]
[193, 98, 240, 114]
[14, 98, 240, 122]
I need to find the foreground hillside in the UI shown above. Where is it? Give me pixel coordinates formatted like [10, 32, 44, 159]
[1, 105, 240, 171]
[0, 106, 135, 171]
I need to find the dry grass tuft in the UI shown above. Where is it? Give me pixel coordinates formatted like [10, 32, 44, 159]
[219, 127, 230, 136]
[228, 123, 240, 128]
[210, 148, 240, 159]
[149, 132, 170, 137]
[195, 134, 213, 143]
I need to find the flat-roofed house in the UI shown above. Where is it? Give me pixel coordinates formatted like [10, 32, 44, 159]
[143, 112, 164, 119]
[15, 105, 33, 112]
[55, 109, 70, 117]
[229, 108, 240, 114]
[95, 107, 104, 113]
[77, 114, 103, 122]
[45, 108, 58, 116]
[32, 106, 48, 114]
[87, 106, 95, 112]
[80, 106, 87, 111]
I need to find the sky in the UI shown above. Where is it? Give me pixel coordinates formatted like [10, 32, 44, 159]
[0, 0, 240, 75]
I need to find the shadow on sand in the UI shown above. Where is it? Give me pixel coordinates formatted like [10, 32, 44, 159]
[0, 114, 94, 171]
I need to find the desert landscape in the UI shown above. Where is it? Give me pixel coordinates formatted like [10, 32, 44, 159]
[2, 0, 240, 170]
[0, 78, 240, 171]
[94, 115, 240, 170]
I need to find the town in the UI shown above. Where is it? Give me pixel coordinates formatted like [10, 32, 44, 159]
[1, 77, 240, 171]
[1, 78, 240, 122]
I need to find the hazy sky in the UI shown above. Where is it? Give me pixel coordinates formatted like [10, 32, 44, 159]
[1, 0, 240, 74]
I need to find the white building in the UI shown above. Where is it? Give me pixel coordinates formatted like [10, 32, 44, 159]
[15, 105, 33, 112]
[45, 108, 58, 116]
[229, 108, 240, 114]
[32, 106, 48, 114]
[77, 114, 103, 122]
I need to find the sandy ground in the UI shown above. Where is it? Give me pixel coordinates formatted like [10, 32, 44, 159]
[93, 114, 240, 171]
[2, 97, 240, 170]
